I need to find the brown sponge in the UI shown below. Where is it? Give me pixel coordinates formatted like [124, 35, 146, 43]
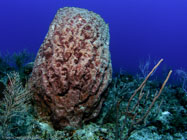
[29, 7, 112, 129]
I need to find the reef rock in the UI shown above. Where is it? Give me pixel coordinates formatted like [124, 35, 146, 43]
[29, 7, 112, 129]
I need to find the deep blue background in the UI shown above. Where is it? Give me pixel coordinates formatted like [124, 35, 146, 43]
[0, 0, 187, 79]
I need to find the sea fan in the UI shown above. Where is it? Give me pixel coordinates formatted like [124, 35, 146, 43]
[0, 72, 31, 138]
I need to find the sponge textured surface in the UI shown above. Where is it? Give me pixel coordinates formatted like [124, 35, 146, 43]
[29, 7, 112, 129]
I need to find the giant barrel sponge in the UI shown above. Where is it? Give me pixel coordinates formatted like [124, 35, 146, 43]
[29, 7, 112, 129]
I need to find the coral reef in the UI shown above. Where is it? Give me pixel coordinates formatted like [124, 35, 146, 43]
[97, 72, 187, 140]
[0, 52, 186, 139]
[0, 6, 186, 140]
[29, 7, 112, 129]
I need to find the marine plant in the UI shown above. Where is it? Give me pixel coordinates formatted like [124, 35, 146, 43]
[0, 72, 32, 139]
[122, 59, 172, 139]
[1, 50, 34, 72]
[0, 50, 34, 87]
[176, 69, 187, 95]
[0, 57, 185, 139]
[99, 59, 172, 140]
[139, 56, 152, 78]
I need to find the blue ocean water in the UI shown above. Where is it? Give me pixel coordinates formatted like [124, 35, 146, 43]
[0, 0, 187, 78]
[0, 1, 187, 139]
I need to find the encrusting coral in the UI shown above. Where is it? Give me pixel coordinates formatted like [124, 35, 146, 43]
[29, 7, 112, 129]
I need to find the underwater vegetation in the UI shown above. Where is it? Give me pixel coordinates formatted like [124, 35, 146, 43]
[176, 69, 187, 96]
[0, 50, 186, 140]
[0, 7, 186, 140]
[0, 50, 34, 87]
[0, 72, 31, 139]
